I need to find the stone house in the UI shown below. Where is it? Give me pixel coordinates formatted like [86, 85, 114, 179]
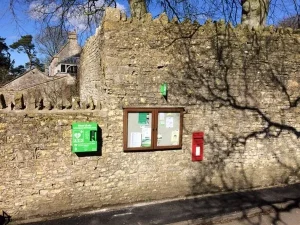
[0, 32, 81, 108]
[48, 32, 81, 77]
[0, 68, 77, 108]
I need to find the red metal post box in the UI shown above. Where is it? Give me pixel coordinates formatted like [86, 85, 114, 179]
[192, 132, 204, 161]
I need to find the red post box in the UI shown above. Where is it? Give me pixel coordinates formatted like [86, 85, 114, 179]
[192, 132, 204, 161]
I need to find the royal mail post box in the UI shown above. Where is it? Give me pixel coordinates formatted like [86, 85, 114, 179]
[192, 132, 204, 161]
[72, 122, 98, 152]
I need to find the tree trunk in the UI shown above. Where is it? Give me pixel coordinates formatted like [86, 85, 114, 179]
[241, 0, 269, 28]
[129, 0, 147, 19]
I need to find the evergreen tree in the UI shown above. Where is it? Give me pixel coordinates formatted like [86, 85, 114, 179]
[0, 37, 12, 85]
[10, 35, 37, 69]
[10, 64, 26, 76]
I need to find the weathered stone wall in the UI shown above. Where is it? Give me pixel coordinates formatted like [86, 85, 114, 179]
[2, 8, 300, 221]
[0, 111, 106, 219]
[77, 6, 300, 208]
[0, 109, 199, 220]
[79, 28, 104, 103]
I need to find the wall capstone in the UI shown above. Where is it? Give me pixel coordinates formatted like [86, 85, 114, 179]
[104, 7, 122, 22]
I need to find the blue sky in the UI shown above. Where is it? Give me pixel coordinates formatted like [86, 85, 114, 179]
[0, 0, 37, 66]
[0, 0, 132, 66]
[0, 0, 298, 67]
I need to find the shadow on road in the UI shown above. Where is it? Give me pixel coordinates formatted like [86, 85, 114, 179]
[17, 183, 300, 225]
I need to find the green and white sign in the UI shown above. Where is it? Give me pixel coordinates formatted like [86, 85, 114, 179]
[160, 83, 167, 97]
[72, 122, 98, 152]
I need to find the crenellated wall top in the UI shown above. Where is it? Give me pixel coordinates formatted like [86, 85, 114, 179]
[102, 7, 300, 37]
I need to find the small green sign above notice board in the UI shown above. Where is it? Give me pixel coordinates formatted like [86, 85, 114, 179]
[72, 122, 98, 152]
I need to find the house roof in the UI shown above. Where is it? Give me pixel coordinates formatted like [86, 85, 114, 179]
[58, 53, 80, 65]
[0, 68, 51, 91]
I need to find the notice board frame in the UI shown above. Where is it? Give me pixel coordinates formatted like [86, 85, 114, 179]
[123, 107, 184, 151]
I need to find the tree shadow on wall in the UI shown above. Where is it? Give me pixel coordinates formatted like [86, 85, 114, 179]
[159, 20, 300, 224]
[0, 211, 11, 225]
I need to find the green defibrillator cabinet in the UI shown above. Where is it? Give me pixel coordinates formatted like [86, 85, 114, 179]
[72, 122, 98, 152]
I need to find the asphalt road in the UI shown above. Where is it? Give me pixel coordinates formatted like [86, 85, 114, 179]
[14, 183, 300, 225]
[218, 208, 300, 225]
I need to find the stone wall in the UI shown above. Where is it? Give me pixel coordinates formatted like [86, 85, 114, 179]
[79, 28, 104, 103]
[1, 7, 300, 221]
[79, 6, 300, 210]
[0, 111, 106, 219]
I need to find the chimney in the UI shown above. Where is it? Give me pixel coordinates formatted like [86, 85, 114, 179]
[68, 32, 77, 40]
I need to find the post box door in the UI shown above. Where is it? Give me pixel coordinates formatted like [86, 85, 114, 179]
[192, 132, 204, 161]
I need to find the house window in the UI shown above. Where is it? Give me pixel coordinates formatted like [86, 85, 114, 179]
[61, 64, 66, 72]
[67, 65, 77, 73]
[60, 64, 77, 74]
[123, 108, 184, 151]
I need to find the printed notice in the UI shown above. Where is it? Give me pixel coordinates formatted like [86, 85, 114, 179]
[130, 132, 142, 147]
[166, 117, 174, 128]
[159, 113, 165, 125]
[171, 130, 179, 145]
[196, 146, 201, 156]
[142, 127, 151, 140]
[141, 127, 151, 147]
[157, 134, 162, 145]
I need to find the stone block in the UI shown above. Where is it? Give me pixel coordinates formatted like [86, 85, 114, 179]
[72, 97, 81, 110]
[121, 11, 127, 22]
[153, 13, 169, 25]
[26, 97, 36, 110]
[46, 101, 54, 110]
[87, 96, 95, 110]
[64, 99, 72, 109]
[55, 99, 63, 110]
[95, 99, 102, 110]
[14, 93, 25, 110]
[104, 7, 121, 22]
[142, 13, 152, 23]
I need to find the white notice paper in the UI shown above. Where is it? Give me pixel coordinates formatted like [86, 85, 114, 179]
[142, 127, 151, 140]
[171, 130, 179, 145]
[130, 132, 142, 147]
[166, 117, 174, 128]
[159, 113, 165, 120]
[196, 146, 201, 156]
[159, 113, 165, 125]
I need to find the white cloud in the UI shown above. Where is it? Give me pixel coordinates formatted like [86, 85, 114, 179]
[29, 1, 59, 20]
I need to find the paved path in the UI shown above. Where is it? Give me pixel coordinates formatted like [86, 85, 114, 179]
[13, 183, 300, 225]
[217, 208, 300, 225]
